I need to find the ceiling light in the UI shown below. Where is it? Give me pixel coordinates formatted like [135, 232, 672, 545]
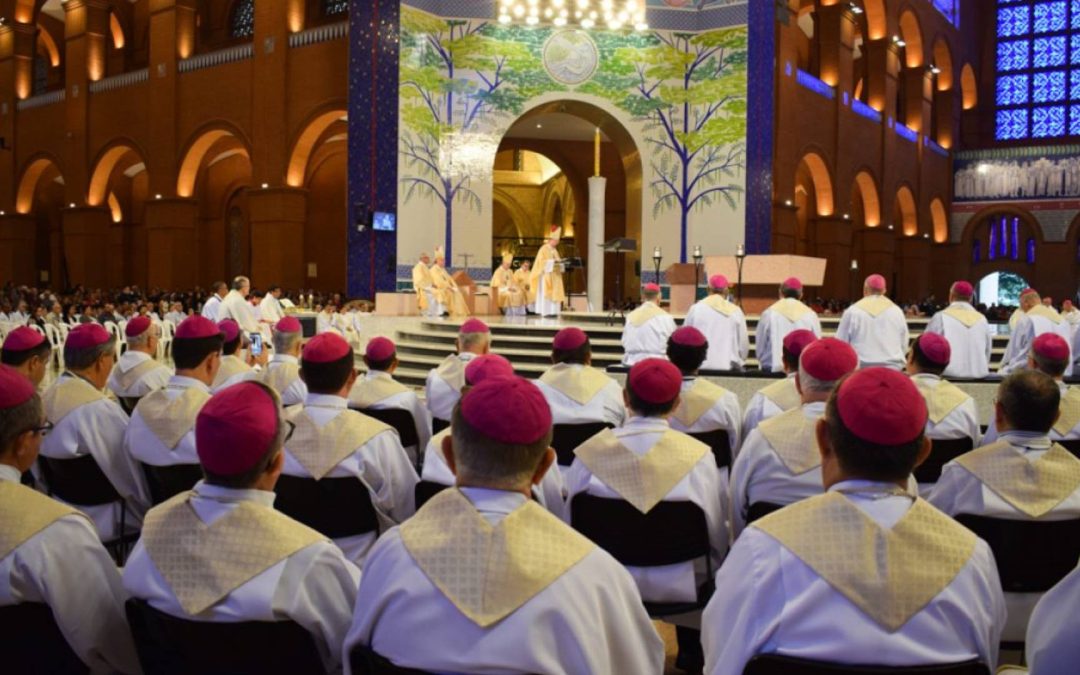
[849, 3, 863, 14]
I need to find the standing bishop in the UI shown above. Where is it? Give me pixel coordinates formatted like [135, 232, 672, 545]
[621, 283, 677, 365]
[836, 274, 910, 369]
[1001, 287, 1073, 375]
[683, 275, 750, 371]
[530, 227, 566, 318]
[925, 280, 994, 379]
[756, 277, 822, 373]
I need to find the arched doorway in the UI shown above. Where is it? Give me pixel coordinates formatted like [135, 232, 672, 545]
[794, 152, 834, 255]
[88, 143, 150, 286]
[492, 100, 642, 306]
[15, 156, 65, 287]
[978, 271, 1029, 307]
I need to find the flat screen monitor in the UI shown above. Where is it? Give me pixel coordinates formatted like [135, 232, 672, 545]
[372, 211, 396, 232]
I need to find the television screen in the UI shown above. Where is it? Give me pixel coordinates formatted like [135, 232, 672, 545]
[372, 211, 396, 232]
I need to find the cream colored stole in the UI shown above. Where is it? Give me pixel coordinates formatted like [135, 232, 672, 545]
[1054, 388, 1080, 436]
[755, 492, 977, 632]
[284, 407, 390, 479]
[768, 298, 813, 323]
[673, 379, 729, 427]
[574, 429, 708, 513]
[539, 363, 611, 406]
[434, 355, 466, 392]
[758, 407, 821, 474]
[0, 481, 86, 560]
[136, 387, 212, 450]
[759, 377, 801, 412]
[43, 376, 107, 424]
[702, 295, 737, 316]
[955, 441, 1080, 517]
[627, 303, 665, 327]
[852, 295, 895, 318]
[400, 488, 594, 627]
[943, 306, 984, 328]
[262, 360, 300, 394]
[350, 375, 409, 408]
[114, 357, 164, 391]
[141, 492, 326, 616]
[213, 355, 251, 387]
[913, 379, 969, 425]
[1027, 304, 1064, 324]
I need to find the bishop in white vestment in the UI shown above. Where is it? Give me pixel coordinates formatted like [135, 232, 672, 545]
[683, 275, 750, 371]
[107, 316, 171, 401]
[756, 278, 822, 373]
[666, 326, 742, 457]
[1001, 288, 1074, 375]
[211, 319, 261, 392]
[424, 318, 490, 425]
[835, 274, 910, 370]
[349, 337, 432, 465]
[2, 325, 53, 387]
[925, 281, 994, 379]
[621, 283, 677, 365]
[217, 276, 260, 333]
[742, 329, 817, 437]
[534, 327, 625, 429]
[1021, 561, 1080, 674]
[262, 316, 308, 406]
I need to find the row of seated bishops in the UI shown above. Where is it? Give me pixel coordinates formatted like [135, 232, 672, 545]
[2, 307, 1080, 673]
[621, 273, 1080, 379]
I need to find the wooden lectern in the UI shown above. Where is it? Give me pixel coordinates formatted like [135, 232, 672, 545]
[452, 271, 479, 315]
[704, 255, 827, 315]
[665, 263, 703, 313]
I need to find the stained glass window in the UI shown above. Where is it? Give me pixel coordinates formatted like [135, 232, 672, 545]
[996, 0, 1080, 139]
[933, 0, 961, 26]
[229, 0, 254, 39]
[324, 0, 348, 16]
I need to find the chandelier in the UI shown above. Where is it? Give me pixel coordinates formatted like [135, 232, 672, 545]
[497, 0, 648, 31]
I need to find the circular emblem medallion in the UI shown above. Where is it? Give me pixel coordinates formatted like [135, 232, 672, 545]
[543, 29, 600, 86]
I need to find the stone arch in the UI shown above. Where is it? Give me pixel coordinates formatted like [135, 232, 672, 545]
[898, 9, 924, 68]
[895, 184, 917, 236]
[88, 140, 149, 206]
[960, 63, 977, 110]
[492, 186, 531, 241]
[36, 22, 60, 67]
[929, 197, 948, 243]
[287, 103, 347, 187]
[796, 151, 835, 216]
[931, 36, 953, 92]
[16, 154, 63, 215]
[860, 0, 887, 41]
[852, 170, 881, 227]
[176, 122, 252, 197]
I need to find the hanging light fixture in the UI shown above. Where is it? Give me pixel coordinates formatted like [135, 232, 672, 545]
[497, 0, 647, 31]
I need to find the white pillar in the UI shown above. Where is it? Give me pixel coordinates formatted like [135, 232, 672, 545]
[587, 176, 607, 312]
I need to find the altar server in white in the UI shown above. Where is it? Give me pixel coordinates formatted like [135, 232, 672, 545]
[122, 382, 361, 673]
[836, 274, 909, 369]
[283, 333, 418, 566]
[40, 324, 150, 541]
[0, 365, 141, 675]
[666, 326, 742, 459]
[1001, 287, 1073, 375]
[743, 329, 817, 437]
[621, 283, 677, 365]
[107, 316, 171, 401]
[349, 337, 432, 465]
[730, 338, 858, 537]
[984, 333, 1080, 444]
[217, 276, 260, 333]
[756, 277, 822, 372]
[683, 274, 749, 371]
[925, 280, 994, 379]
[425, 318, 490, 427]
[262, 315, 308, 406]
[344, 376, 664, 675]
[535, 327, 625, 428]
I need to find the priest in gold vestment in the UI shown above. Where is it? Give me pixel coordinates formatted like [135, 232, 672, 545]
[429, 248, 470, 318]
[530, 228, 566, 317]
[490, 254, 527, 316]
[412, 252, 438, 317]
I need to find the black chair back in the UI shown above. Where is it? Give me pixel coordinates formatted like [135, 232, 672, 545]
[349, 643, 433, 675]
[688, 429, 733, 469]
[956, 514, 1080, 593]
[354, 408, 420, 449]
[414, 480, 448, 509]
[1058, 438, 1080, 458]
[552, 422, 614, 466]
[274, 475, 380, 539]
[747, 501, 785, 524]
[0, 602, 88, 675]
[125, 598, 325, 675]
[142, 463, 203, 505]
[39, 454, 121, 506]
[570, 493, 708, 567]
[432, 418, 450, 434]
[743, 654, 988, 674]
[914, 437, 975, 484]
[119, 397, 141, 416]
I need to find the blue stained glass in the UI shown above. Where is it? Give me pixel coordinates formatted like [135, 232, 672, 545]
[1011, 218, 1020, 259]
[989, 221, 997, 260]
[999, 5, 1031, 36]
[1070, 104, 1080, 133]
[999, 40, 1031, 70]
[1027, 239, 1037, 263]
[1034, 71, 1066, 101]
[1034, 2, 1068, 32]
[997, 74, 1030, 105]
[1072, 34, 1080, 63]
[972, 240, 981, 265]
[1000, 218, 1009, 257]
[996, 108, 1030, 139]
[1034, 36, 1068, 67]
[1071, 69, 1080, 98]
[1032, 105, 1067, 135]
[1074, 0, 1080, 28]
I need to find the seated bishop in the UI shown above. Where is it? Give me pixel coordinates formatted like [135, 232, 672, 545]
[2, 326, 53, 387]
[348, 337, 432, 466]
[742, 329, 817, 437]
[282, 333, 419, 566]
[422, 354, 565, 517]
[412, 252, 439, 318]
[983, 334, 1080, 444]
[490, 253, 528, 317]
[665, 326, 742, 462]
[621, 283, 677, 366]
[906, 332, 981, 494]
[836, 274, 910, 370]
[211, 319, 262, 392]
[262, 316, 308, 406]
[1014, 561, 1080, 675]
[40, 324, 151, 541]
[756, 277, 823, 373]
[106, 317, 171, 405]
[535, 327, 625, 430]
[924, 281, 994, 379]
[425, 318, 490, 428]
[928, 370, 1080, 643]
[730, 338, 859, 538]
[125, 316, 222, 490]
[122, 382, 361, 673]
[0, 366, 141, 675]
[683, 275, 750, 371]
[429, 248, 470, 318]
[704, 367, 1006, 675]
[343, 376, 664, 675]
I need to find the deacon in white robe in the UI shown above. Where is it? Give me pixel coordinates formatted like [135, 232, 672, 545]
[1001, 289, 1074, 375]
[683, 275, 750, 371]
[262, 317, 308, 406]
[756, 278, 822, 373]
[924, 281, 994, 379]
[621, 284, 677, 366]
[349, 337, 432, 466]
[424, 319, 490, 425]
[343, 376, 664, 675]
[217, 276, 260, 334]
[106, 318, 171, 401]
[122, 382, 360, 674]
[534, 327, 625, 429]
[835, 274, 909, 369]
[741, 329, 817, 438]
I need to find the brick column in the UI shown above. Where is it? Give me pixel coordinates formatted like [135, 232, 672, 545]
[145, 198, 199, 288]
[60, 206, 111, 287]
[247, 187, 307, 289]
[0, 214, 37, 284]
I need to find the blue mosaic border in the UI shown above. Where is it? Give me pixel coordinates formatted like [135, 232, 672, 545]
[744, 0, 774, 254]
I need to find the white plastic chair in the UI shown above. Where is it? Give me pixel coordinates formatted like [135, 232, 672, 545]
[155, 320, 174, 360]
[104, 321, 124, 358]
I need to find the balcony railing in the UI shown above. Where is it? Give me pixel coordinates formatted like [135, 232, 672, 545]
[288, 21, 348, 48]
[89, 68, 148, 94]
[925, 137, 950, 157]
[895, 124, 919, 143]
[178, 44, 254, 74]
[796, 69, 835, 100]
[17, 89, 65, 111]
[851, 99, 882, 124]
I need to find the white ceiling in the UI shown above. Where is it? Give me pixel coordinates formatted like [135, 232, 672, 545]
[504, 113, 611, 143]
[39, 0, 64, 22]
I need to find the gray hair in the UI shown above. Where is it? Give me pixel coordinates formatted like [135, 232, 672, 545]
[458, 331, 490, 352]
[0, 394, 42, 453]
[127, 324, 159, 349]
[273, 329, 302, 353]
[798, 365, 840, 395]
[232, 276, 250, 291]
[65, 337, 116, 370]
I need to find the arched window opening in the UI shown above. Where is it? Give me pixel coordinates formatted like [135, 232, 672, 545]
[230, 0, 255, 39]
[324, 0, 348, 17]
